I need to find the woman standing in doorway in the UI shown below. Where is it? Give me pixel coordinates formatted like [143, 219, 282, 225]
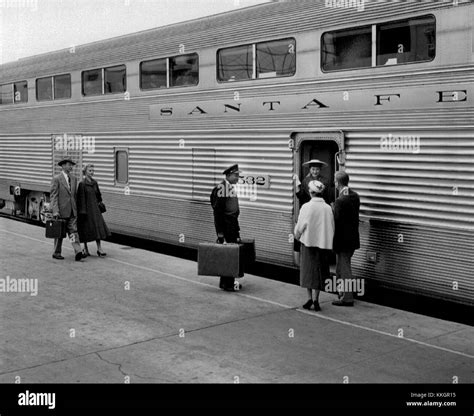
[77, 164, 111, 257]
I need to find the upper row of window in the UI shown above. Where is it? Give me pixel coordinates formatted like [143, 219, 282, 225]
[0, 15, 435, 105]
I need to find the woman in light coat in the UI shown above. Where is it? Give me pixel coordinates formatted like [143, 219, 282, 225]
[294, 180, 334, 311]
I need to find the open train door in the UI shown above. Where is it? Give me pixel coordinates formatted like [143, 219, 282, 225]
[291, 131, 345, 267]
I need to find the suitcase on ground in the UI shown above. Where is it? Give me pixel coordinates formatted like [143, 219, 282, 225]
[239, 238, 255, 275]
[198, 243, 241, 278]
[45, 219, 67, 239]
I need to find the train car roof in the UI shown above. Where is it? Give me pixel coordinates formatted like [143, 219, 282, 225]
[0, 0, 469, 81]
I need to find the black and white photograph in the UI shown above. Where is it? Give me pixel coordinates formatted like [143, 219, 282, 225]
[0, 0, 473, 412]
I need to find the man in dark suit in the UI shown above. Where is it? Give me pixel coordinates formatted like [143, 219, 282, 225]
[210, 164, 242, 291]
[332, 171, 360, 306]
[50, 158, 83, 261]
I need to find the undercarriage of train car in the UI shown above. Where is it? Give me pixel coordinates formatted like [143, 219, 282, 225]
[2, 185, 51, 224]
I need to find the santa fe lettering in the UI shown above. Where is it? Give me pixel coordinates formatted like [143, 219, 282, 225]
[156, 89, 467, 116]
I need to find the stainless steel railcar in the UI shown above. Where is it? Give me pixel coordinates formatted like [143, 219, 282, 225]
[0, 0, 473, 305]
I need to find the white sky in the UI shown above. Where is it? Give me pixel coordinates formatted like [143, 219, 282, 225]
[0, 0, 271, 64]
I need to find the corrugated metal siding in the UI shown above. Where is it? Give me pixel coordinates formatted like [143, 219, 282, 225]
[345, 130, 474, 306]
[0, 136, 51, 185]
[82, 132, 293, 212]
[102, 192, 294, 266]
[0, 0, 469, 80]
[345, 131, 474, 231]
[352, 220, 474, 306]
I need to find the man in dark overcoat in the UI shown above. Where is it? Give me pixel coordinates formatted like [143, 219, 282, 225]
[332, 171, 360, 306]
[210, 164, 242, 291]
[50, 158, 84, 261]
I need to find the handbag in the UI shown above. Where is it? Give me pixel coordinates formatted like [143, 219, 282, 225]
[98, 201, 106, 213]
[94, 181, 106, 213]
[45, 219, 67, 239]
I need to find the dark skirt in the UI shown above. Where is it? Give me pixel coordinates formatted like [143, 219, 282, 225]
[299, 244, 329, 290]
[77, 181, 111, 243]
[78, 213, 110, 243]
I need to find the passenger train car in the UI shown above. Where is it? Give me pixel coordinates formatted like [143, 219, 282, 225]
[0, 0, 473, 306]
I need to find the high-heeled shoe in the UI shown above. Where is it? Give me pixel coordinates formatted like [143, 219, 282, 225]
[82, 249, 90, 257]
[97, 251, 107, 257]
[302, 299, 313, 310]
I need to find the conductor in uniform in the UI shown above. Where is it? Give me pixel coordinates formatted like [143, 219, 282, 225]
[50, 158, 83, 261]
[210, 164, 243, 291]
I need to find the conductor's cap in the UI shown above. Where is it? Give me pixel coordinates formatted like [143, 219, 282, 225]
[223, 164, 241, 175]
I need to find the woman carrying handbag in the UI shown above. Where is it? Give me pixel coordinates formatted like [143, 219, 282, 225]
[77, 164, 111, 257]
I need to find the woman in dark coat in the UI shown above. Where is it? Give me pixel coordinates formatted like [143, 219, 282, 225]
[77, 164, 111, 257]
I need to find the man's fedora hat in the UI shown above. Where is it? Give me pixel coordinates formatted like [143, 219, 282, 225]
[58, 158, 76, 166]
[223, 164, 242, 175]
[303, 159, 328, 167]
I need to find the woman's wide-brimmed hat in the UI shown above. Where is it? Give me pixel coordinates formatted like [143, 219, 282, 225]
[303, 159, 328, 167]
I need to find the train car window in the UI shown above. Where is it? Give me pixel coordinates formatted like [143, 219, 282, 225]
[36, 77, 53, 101]
[82, 69, 103, 96]
[54, 74, 71, 100]
[377, 15, 435, 66]
[217, 44, 253, 81]
[321, 26, 372, 71]
[115, 150, 129, 184]
[256, 38, 296, 78]
[13, 81, 28, 103]
[140, 58, 167, 89]
[170, 53, 199, 87]
[104, 65, 127, 94]
[0, 84, 13, 105]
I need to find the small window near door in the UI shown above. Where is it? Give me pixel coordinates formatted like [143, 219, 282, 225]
[115, 149, 129, 184]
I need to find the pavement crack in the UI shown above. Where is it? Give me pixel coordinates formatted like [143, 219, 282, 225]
[95, 352, 127, 378]
[0, 308, 295, 378]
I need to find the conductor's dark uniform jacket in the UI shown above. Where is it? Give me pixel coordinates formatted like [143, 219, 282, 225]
[210, 180, 240, 243]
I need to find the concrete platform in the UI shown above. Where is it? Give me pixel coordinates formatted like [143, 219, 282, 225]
[0, 217, 473, 383]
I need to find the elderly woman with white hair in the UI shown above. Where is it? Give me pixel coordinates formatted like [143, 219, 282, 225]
[77, 163, 111, 257]
[294, 180, 334, 311]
